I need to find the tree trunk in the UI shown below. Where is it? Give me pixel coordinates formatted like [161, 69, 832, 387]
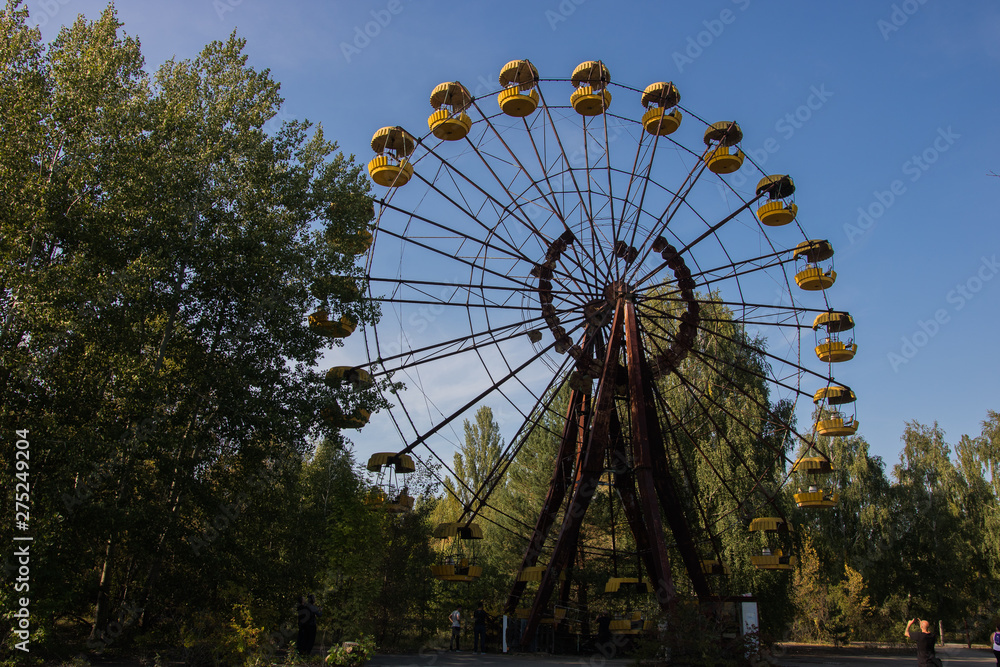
[90, 536, 115, 640]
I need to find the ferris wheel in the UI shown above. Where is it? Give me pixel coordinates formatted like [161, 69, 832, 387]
[314, 59, 858, 645]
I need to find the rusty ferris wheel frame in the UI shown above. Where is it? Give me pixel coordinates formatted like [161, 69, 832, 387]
[352, 60, 853, 649]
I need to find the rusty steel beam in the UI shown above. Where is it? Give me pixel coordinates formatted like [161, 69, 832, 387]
[623, 300, 677, 608]
[505, 387, 588, 615]
[641, 359, 713, 600]
[519, 303, 625, 650]
[608, 411, 660, 588]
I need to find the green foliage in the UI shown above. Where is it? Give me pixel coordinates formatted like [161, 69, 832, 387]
[453, 406, 505, 510]
[829, 565, 874, 642]
[632, 603, 765, 667]
[0, 1, 392, 659]
[785, 414, 1000, 645]
[325, 635, 376, 667]
[4, 4, 1000, 657]
[186, 603, 271, 667]
[790, 534, 831, 642]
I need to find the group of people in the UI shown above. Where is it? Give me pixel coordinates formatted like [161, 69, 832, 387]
[448, 602, 490, 653]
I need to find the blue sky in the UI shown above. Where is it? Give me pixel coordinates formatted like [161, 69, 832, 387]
[33, 0, 1000, 472]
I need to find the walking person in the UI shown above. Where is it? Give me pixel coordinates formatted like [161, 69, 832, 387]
[297, 594, 322, 655]
[991, 621, 1000, 667]
[905, 618, 940, 667]
[473, 601, 488, 654]
[449, 604, 462, 651]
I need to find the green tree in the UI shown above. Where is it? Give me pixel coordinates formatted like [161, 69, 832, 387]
[790, 433, 893, 592]
[888, 422, 965, 622]
[790, 533, 831, 641]
[0, 2, 380, 655]
[973, 411, 1000, 572]
[296, 442, 440, 651]
[830, 564, 874, 642]
[453, 406, 504, 511]
[649, 295, 796, 634]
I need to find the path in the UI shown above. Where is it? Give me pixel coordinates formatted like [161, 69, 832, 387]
[773, 643, 996, 666]
[367, 644, 997, 667]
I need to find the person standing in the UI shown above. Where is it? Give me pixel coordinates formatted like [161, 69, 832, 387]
[449, 604, 462, 651]
[473, 601, 488, 654]
[991, 621, 1000, 667]
[297, 594, 322, 655]
[905, 618, 938, 667]
[595, 610, 612, 654]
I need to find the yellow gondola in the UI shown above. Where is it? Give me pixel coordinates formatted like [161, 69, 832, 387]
[366, 453, 415, 513]
[308, 310, 357, 338]
[792, 456, 840, 508]
[427, 81, 473, 141]
[570, 61, 612, 116]
[793, 456, 834, 475]
[703, 121, 745, 174]
[752, 548, 796, 570]
[327, 228, 373, 255]
[604, 577, 650, 593]
[749, 517, 794, 570]
[749, 517, 793, 533]
[794, 488, 840, 508]
[610, 612, 650, 635]
[793, 239, 836, 290]
[815, 416, 860, 436]
[755, 175, 797, 226]
[813, 384, 855, 405]
[705, 145, 745, 174]
[364, 487, 414, 513]
[756, 200, 797, 226]
[367, 452, 415, 473]
[640, 82, 682, 136]
[815, 340, 857, 363]
[498, 59, 540, 117]
[431, 522, 483, 582]
[515, 564, 566, 582]
[813, 311, 858, 362]
[320, 402, 370, 429]
[538, 607, 568, 626]
[311, 275, 361, 301]
[325, 366, 374, 391]
[368, 126, 416, 187]
[813, 383, 859, 436]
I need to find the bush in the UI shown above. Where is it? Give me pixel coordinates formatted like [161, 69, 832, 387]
[325, 635, 375, 667]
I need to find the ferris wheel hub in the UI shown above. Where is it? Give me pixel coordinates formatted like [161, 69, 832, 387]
[603, 280, 635, 306]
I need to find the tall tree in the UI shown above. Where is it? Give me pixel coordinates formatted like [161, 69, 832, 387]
[889, 422, 964, 619]
[453, 405, 504, 511]
[0, 2, 381, 651]
[790, 432, 893, 594]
